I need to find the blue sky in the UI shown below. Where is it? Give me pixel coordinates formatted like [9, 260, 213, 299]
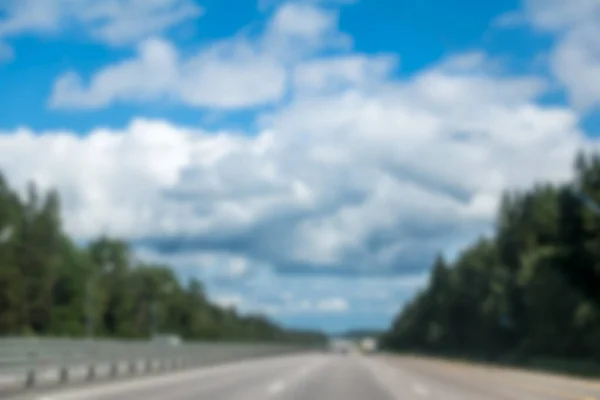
[0, 0, 599, 333]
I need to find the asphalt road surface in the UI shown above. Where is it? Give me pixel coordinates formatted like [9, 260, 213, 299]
[10, 352, 600, 400]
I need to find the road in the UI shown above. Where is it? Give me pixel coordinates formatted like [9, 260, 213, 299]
[8, 353, 600, 400]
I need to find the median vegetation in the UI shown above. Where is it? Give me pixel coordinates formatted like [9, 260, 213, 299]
[381, 152, 600, 376]
[0, 173, 325, 344]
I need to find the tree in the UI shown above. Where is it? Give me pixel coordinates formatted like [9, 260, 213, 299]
[0, 172, 325, 345]
[383, 152, 600, 364]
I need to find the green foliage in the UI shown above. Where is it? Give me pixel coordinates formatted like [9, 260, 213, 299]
[382, 152, 600, 364]
[0, 172, 326, 345]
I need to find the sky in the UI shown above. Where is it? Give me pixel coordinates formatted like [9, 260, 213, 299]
[0, 0, 599, 334]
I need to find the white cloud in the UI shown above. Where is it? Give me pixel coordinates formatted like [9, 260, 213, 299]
[2, 51, 593, 277]
[50, 3, 346, 110]
[520, 0, 600, 112]
[227, 258, 250, 278]
[51, 38, 287, 109]
[493, 11, 526, 28]
[551, 24, 600, 111]
[263, 3, 350, 60]
[0, 0, 202, 47]
[316, 298, 349, 313]
[213, 294, 245, 310]
[81, 0, 203, 46]
[258, 0, 357, 12]
[523, 0, 600, 31]
[0, 119, 194, 239]
[177, 41, 287, 108]
[268, 3, 335, 40]
[52, 39, 180, 108]
[293, 55, 396, 94]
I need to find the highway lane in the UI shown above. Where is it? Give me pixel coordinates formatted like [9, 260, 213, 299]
[9, 352, 600, 400]
[8, 353, 394, 400]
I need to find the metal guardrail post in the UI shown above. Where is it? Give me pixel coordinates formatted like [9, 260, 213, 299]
[25, 350, 37, 389]
[109, 361, 118, 378]
[109, 345, 119, 379]
[59, 346, 69, 383]
[86, 348, 96, 381]
[159, 345, 166, 371]
[59, 364, 69, 384]
[86, 363, 95, 381]
[129, 359, 137, 375]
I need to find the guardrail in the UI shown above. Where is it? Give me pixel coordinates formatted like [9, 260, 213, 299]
[0, 337, 307, 393]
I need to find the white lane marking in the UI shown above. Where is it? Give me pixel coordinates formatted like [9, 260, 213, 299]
[297, 366, 310, 378]
[266, 357, 331, 397]
[412, 383, 431, 397]
[268, 380, 287, 395]
[360, 358, 402, 399]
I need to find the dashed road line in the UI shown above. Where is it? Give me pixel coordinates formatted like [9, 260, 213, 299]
[412, 383, 431, 397]
[268, 380, 287, 395]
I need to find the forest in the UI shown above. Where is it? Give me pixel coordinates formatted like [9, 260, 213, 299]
[0, 172, 325, 344]
[382, 152, 600, 369]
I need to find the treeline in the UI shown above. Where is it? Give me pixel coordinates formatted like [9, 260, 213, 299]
[381, 153, 600, 363]
[0, 173, 325, 344]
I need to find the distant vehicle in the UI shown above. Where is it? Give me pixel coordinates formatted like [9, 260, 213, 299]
[360, 338, 377, 354]
[329, 338, 353, 354]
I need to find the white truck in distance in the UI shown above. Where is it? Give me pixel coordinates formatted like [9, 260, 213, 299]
[360, 338, 377, 353]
